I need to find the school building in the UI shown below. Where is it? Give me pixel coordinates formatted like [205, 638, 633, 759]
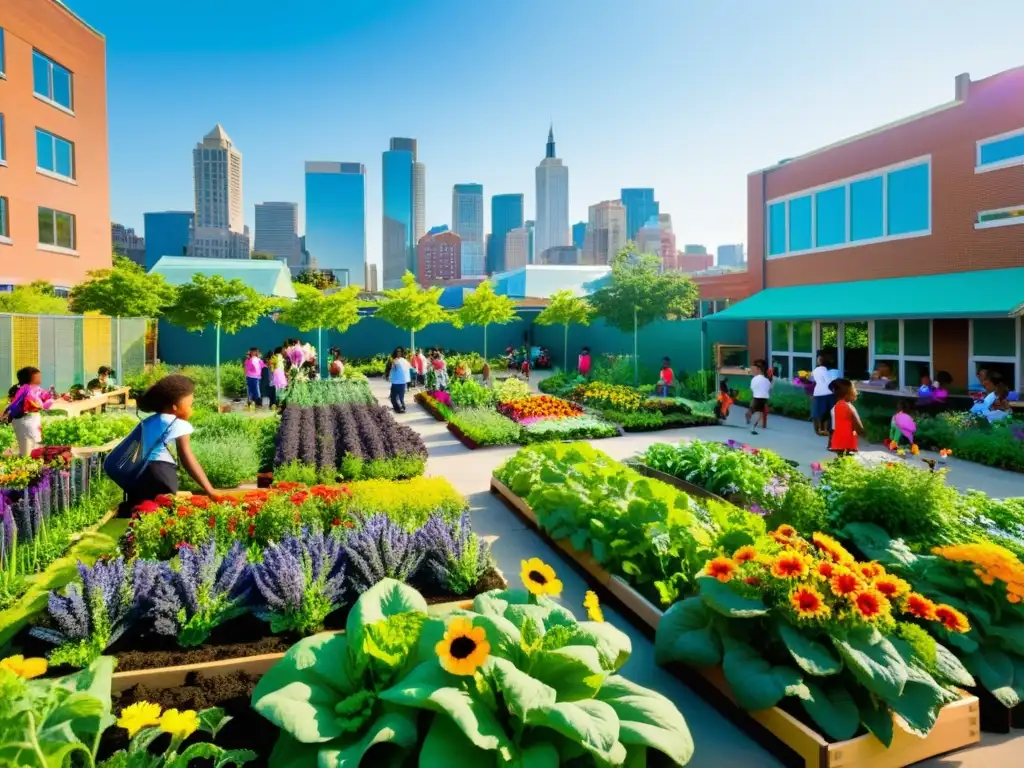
[711, 65, 1024, 393]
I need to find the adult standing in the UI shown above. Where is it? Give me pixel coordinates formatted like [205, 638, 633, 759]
[389, 350, 411, 413]
[810, 353, 835, 436]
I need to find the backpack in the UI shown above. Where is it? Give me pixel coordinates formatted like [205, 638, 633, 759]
[2, 386, 29, 422]
[103, 417, 176, 490]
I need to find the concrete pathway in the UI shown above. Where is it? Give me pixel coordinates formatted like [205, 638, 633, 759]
[373, 379, 1023, 767]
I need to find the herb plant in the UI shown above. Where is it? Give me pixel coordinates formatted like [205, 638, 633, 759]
[343, 514, 425, 593]
[447, 408, 522, 446]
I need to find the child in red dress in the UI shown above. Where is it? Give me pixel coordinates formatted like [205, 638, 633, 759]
[828, 378, 864, 456]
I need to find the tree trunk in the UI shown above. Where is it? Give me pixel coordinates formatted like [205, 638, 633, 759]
[318, 326, 323, 378]
[563, 324, 569, 372]
[484, 324, 488, 360]
[215, 321, 222, 406]
[633, 307, 639, 386]
[410, 328, 415, 353]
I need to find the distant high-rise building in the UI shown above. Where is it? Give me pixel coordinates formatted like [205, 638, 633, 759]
[583, 200, 626, 265]
[144, 211, 193, 269]
[413, 162, 426, 245]
[188, 226, 251, 260]
[193, 125, 243, 232]
[254, 202, 302, 268]
[535, 125, 570, 257]
[620, 188, 659, 241]
[383, 139, 416, 288]
[571, 221, 587, 252]
[418, 230, 462, 284]
[452, 184, 485, 277]
[364, 263, 379, 292]
[717, 243, 746, 267]
[488, 194, 524, 275]
[505, 227, 530, 271]
[683, 244, 707, 254]
[305, 162, 367, 287]
[540, 246, 580, 265]
[111, 223, 146, 267]
[636, 214, 676, 265]
[525, 220, 536, 264]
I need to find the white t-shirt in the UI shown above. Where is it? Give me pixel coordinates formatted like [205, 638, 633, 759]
[751, 374, 772, 399]
[390, 358, 412, 384]
[142, 413, 193, 464]
[812, 366, 832, 397]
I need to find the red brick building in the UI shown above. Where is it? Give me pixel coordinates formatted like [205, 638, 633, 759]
[417, 230, 461, 285]
[714, 66, 1024, 392]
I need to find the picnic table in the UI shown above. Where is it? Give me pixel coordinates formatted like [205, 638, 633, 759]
[49, 387, 130, 418]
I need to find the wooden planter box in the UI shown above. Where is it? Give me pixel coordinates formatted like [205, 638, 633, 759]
[490, 476, 982, 768]
[447, 423, 482, 450]
[112, 598, 472, 693]
[414, 394, 448, 422]
[627, 463, 727, 503]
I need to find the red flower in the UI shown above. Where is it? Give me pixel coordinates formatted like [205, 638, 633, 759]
[227, 519, 237, 533]
[248, 524, 256, 537]
[343, 520, 355, 528]
[175, 541, 194, 551]
[275, 482, 304, 492]
[246, 506, 258, 518]
[331, 517, 341, 527]
[135, 500, 160, 515]
[154, 494, 174, 507]
[159, 527, 167, 537]
[175, 506, 193, 519]
[208, 516, 216, 529]
[290, 491, 309, 505]
[190, 495, 210, 509]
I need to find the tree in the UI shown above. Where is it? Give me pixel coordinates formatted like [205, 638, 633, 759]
[373, 272, 451, 351]
[69, 254, 176, 318]
[294, 268, 338, 290]
[278, 284, 362, 374]
[589, 245, 699, 384]
[250, 251, 276, 261]
[454, 279, 519, 360]
[0, 283, 68, 315]
[534, 290, 593, 371]
[164, 274, 268, 403]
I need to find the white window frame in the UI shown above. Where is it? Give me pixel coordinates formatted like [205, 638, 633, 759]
[0, 196, 9, 244]
[0, 113, 5, 165]
[35, 128, 76, 182]
[768, 321, 816, 379]
[868, 319, 933, 387]
[975, 127, 1024, 174]
[0, 27, 5, 78]
[968, 317, 1022, 392]
[765, 155, 931, 260]
[37, 206, 77, 253]
[31, 50, 75, 115]
[974, 204, 1024, 230]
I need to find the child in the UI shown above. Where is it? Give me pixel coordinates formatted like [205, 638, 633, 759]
[116, 374, 216, 516]
[520, 355, 531, 381]
[889, 399, 917, 447]
[657, 357, 674, 397]
[262, 350, 276, 408]
[715, 379, 735, 422]
[271, 348, 288, 394]
[328, 348, 345, 379]
[828, 378, 864, 456]
[578, 347, 591, 378]
[3, 367, 55, 456]
[244, 348, 265, 408]
[747, 359, 772, 434]
[87, 366, 113, 393]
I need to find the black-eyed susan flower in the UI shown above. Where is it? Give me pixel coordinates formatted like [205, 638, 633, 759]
[789, 586, 830, 619]
[521, 557, 563, 597]
[0, 655, 47, 680]
[584, 591, 604, 622]
[117, 701, 162, 738]
[436, 617, 491, 675]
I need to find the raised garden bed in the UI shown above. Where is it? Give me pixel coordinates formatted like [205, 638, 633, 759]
[490, 475, 982, 768]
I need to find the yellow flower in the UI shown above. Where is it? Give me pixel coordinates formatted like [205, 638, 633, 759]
[159, 708, 200, 740]
[0, 655, 47, 680]
[117, 701, 162, 738]
[789, 586, 830, 619]
[705, 556, 738, 583]
[436, 617, 491, 675]
[584, 591, 604, 622]
[811, 532, 854, 564]
[521, 557, 563, 596]
[770, 553, 808, 579]
[873, 574, 911, 599]
[850, 588, 891, 622]
[934, 604, 971, 634]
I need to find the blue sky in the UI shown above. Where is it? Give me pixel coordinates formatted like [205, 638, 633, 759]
[68, 0, 1023, 268]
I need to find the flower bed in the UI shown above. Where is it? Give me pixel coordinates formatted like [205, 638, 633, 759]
[415, 390, 451, 421]
[447, 408, 523, 448]
[519, 415, 620, 443]
[274, 402, 427, 481]
[276, 377, 375, 407]
[498, 394, 583, 423]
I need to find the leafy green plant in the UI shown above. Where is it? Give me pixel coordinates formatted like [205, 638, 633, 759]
[276, 378, 375, 407]
[179, 435, 260, 490]
[494, 377, 531, 403]
[519, 415, 620, 442]
[41, 414, 136, 447]
[447, 378, 495, 409]
[448, 409, 522, 446]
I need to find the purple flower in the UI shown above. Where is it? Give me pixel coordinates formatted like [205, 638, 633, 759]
[726, 439, 738, 449]
[763, 477, 788, 498]
[414, 512, 491, 592]
[343, 514, 425, 593]
[749, 504, 768, 517]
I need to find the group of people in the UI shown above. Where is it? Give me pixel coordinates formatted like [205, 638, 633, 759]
[242, 342, 348, 408]
[385, 347, 453, 413]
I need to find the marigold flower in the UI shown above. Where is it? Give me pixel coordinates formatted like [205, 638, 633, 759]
[134, 500, 160, 515]
[117, 701, 162, 738]
[790, 586, 830, 619]
[770, 553, 808, 579]
[811, 532, 854, 564]
[814, 561, 836, 580]
[154, 494, 174, 507]
[934, 604, 971, 633]
[851, 589, 890, 621]
[706, 557, 738, 583]
[733, 545, 757, 564]
[829, 568, 864, 597]
[902, 593, 937, 620]
[189, 495, 210, 509]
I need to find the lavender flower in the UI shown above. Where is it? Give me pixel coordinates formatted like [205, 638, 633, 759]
[253, 530, 347, 635]
[414, 512, 491, 593]
[343, 514, 425, 594]
[749, 503, 768, 517]
[763, 477, 788, 498]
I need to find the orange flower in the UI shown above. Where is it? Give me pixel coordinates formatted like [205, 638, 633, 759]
[934, 604, 970, 633]
[829, 568, 864, 597]
[706, 557, 738, 583]
[873, 574, 911, 599]
[770, 553, 808, 579]
[790, 586, 830, 619]
[903, 593, 937, 620]
[858, 562, 886, 580]
[851, 589, 890, 621]
[811, 532, 854, 564]
[814, 561, 836, 580]
[744, 576, 761, 587]
[733, 546, 757, 564]
[768, 524, 797, 545]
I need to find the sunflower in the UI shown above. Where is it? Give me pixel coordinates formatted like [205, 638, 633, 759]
[436, 617, 491, 675]
[789, 586, 831, 619]
[706, 557, 738, 583]
[733, 545, 758, 564]
[770, 553, 808, 579]
[521, 558, 563, 596]
[902, 592, 937, 620]
[0, 655, 47, 680]
[583, 591, 604, 622]
[828, 568, 864, 597]
[811, 532, 854, 564]
[117, 701, 162, 738]
[873, 574, 911, 599]
[851, 589, 891, 621]
[934, 604, 971, 633]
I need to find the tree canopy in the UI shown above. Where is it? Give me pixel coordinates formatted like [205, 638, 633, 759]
[69, 255, 176, 318]
[534, 290, 593, 370]
[0, 282, 69, 315]
[163, 273, 267, 333]
[373, 272, 450, 347]
[294, 268, 338, 290]
[278, 283, 362, 334]
[589, 246, 699, 332]
[455, 279, 518, 358]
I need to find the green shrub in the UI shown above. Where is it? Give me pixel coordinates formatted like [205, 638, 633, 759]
[447, 379, 495, 409]
[277, 378, 375, 407]
[494, 377, 531, 403]
[180, 434, 259, 490]
[0, 424, 13, 453]
[519, 416, 619, 442]
[189, 410, 280, 472]
[448, 408, 522, 446]
[275, 454, 427, 483]
[274, 460, 335, 485]
[41, 414, 136, 447]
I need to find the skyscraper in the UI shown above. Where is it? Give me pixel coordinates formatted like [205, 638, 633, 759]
[637, 214, 677, 264]
[144, 211, 194, 269]
[452, 184, 485, 277]
[620, 188, 659, 242]
[717, 243, 746, 267]
[254, 202, 302, 268]
[488, 194, 524, 275]
[525, 220, 535, 264]
[417, 230, 461, 284]
[505, 227, 530, 271]
[111, 223, 146, 267]
[193, 125, 243, 231]
[305, 162, 367, 287]
[571, 221, 587, 252]
[382, 138, 417, 288]
[583, 200, 626, 265]
[413, 162, 426, 244]
[535, 125, 570, 259]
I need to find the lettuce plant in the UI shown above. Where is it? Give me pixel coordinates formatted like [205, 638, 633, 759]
[252, 530, 348, 634]
[343, 514, 425, 593]
[148, 540, 252, 647]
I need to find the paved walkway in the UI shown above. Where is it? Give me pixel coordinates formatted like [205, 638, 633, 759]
[373, 379, 1022, 766]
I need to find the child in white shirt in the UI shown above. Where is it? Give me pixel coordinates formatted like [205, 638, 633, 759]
[746, 360, 773, 435]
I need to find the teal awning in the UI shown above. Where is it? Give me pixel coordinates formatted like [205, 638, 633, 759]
[709, 267, 1024, 322]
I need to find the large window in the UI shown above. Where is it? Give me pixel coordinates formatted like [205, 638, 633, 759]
[769, 321, 813, 379]
[0, 197, 8, 240]
[766, 158, 930, 258]
[970, 318, 1020, 391]
[977, 129, 1024, 173]
[38, 207, 76, 250]
[870, 319, 932, 387]
[32, 51, 74, 112]
[0, 114, 5, 163]
[36, 129, 75, 180]
[0, 28, 5, 76]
